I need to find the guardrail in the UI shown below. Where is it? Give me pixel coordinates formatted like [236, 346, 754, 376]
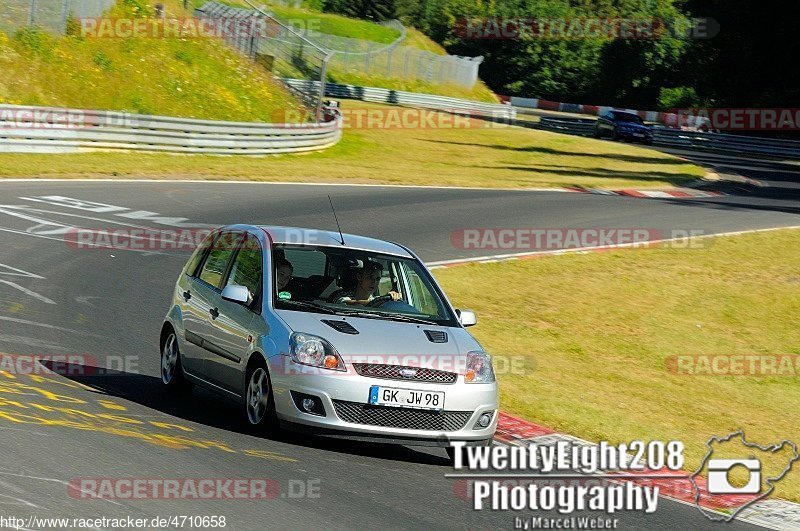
[283, 79, 515, 120]
[0, 105, 342, 155]
[536, 117, 800, 159]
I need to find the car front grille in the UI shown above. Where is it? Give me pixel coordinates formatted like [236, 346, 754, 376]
[332, 400, 471, 432]
[352, 363, 457, 384]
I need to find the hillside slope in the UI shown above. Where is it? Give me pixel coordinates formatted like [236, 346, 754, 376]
[0, 0, 303, 121]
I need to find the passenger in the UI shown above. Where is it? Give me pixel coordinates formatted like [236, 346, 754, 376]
[276, 258, 293, 298]
[335, 261, 401, 305]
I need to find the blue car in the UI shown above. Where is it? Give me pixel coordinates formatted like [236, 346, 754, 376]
[594, 110, 653, 145]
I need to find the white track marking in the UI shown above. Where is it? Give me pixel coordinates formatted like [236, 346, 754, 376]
[0, 224, 171, 256]
[18, 196, 129, 213]
[0, 280, 55, 304]
[0, 315, 84, 333]
[0, 333, 66, 350]
[0, 493, 40, 508]
[0, 471, 122, 506]
[4, 204, 170, 229]
[0, 263, 44, 279]
[19, 196, 215, 228]
[0, 226, 73, 243]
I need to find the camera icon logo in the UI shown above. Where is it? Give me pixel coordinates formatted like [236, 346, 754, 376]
[690, 430, 799, 522]
[707, 458, 761, 494]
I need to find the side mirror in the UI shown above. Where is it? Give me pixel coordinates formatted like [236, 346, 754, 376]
[456, 309, 477, 327]
[221, 284, 251, 305]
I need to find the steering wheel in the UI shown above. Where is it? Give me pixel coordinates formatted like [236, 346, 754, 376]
[366, 294, 395, 307]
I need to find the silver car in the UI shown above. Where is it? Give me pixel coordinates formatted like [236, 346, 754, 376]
[160, 225, 498, 457]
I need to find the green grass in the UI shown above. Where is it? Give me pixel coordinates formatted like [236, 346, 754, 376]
[221, 0, 400, 43]
[0, 1, 303, 121]
[270, 5, 401, 43]
[0, 101, 704, 188]
[403, 27, 447, 55]
[434, 229, 800, 502]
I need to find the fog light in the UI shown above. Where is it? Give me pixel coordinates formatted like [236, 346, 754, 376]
[301, 398, 316, 412]
[290, 391, 326, 416]
[478, 413, 492, 428]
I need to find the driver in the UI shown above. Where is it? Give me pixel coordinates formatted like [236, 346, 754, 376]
[335, 260, 401, 306]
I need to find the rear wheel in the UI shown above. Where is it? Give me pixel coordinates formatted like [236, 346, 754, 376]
[161, 330, 192, 394]
[245, 357, 278, 433]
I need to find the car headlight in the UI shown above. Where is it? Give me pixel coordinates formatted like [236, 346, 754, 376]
[465, 351, 495, 383]
[289, 332, 345, 371]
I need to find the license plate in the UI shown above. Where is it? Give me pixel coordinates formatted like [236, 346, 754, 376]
[369, 386, 445, 410]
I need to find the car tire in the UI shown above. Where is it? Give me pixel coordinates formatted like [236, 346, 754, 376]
[161, 329, 193, 394]
[244, 357, 279, 434]
[611, 128, 619, 141]
[593, 127, 601, 139]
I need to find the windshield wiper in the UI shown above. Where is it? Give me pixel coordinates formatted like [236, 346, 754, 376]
[279, 300, 441, 325]
[341, 310, 439, 325]
[277, 300, 342, 315]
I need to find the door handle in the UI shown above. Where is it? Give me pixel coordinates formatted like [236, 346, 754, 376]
[209, 307, 219, 319]
[182, 290, 191, 301]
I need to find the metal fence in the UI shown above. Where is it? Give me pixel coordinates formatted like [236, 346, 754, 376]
[536, 117, 800, 159]
[310, 22, 483, 88]
[284, 79, 514, 120]
[195, 1, 331, 114]
[199, 1, 483, 89]
[0, 0, 115, 34]
[0, 103, 343, 154]
[329, 40, 483, 89]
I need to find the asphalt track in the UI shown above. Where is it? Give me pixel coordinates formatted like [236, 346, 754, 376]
[0, 167, 796, 529]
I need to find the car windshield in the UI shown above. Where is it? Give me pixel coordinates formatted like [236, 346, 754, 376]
[613, 112, 644, 124]
[272, 244, 457, 326]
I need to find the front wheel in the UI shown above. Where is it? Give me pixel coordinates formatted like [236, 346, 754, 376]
[245, 358, 278, 433]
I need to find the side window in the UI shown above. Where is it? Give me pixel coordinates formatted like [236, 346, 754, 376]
[225, 235, 263, 310]
[198, 232, 242, 289]
[400, 263, 440, 316]
[185, 231, 215, 277]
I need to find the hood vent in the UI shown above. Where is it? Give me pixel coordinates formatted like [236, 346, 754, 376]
[321, 319, 359, 335]
[424, 330, 448, 343]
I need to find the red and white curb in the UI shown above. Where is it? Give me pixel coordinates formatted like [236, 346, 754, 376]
[564, 186, 724, 198]
[492, 412, 800, 530]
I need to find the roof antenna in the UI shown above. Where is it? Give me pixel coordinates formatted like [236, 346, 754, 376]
[328, 195, 346, 245]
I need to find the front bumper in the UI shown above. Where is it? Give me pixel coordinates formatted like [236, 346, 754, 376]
[268, 356, 498, 443]
[619, 130, 652, 142]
